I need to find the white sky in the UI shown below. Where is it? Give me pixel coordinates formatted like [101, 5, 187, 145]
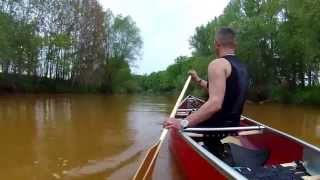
[99, 0, 230, 74]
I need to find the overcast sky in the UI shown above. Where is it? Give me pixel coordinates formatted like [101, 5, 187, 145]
[99, 0, 230, 74]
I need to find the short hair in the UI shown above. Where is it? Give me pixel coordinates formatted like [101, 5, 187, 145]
[215, 27, 236, 48]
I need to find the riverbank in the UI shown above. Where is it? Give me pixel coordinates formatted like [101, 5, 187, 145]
[271, 87, 320, 105]
[1, 73, 320, 106]
[0, 73, 141, 94]
[0, 74, 97, 93]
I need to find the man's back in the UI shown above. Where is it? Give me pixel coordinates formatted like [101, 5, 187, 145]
[198, 55, 248, 127]
[164, 27, 248, 131]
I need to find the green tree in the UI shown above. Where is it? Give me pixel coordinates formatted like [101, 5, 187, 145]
[140, 0, 320, 104]
[104, 10, 143, 93]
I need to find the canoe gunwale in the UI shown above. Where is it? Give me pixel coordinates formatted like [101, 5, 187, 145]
[241, 115, 320, 153]
[180, 95, 320, 153]
[242, 116, 320, 175]
[175, 95, 247, 179]
[173, 95, 320, 178]
[178, 130, 248, 180]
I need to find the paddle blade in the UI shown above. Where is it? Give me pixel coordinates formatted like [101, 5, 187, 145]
[133, 142, 161, 180]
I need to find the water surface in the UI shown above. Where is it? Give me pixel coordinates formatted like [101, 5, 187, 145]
[244, 103, 320, 147]
[0, 95, 181, 180]
[0, 95, 319, 179]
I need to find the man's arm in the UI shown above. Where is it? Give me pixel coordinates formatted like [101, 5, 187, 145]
[186, 59, 229, 127]
[189, 70, 208, 92]
[163, 59, 231, 129]
[198, 79, 208, 91]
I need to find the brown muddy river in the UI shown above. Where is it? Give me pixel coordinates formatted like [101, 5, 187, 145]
[0, 94, 319, 180]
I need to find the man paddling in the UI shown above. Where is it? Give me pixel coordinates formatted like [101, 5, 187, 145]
[164, 27, 248, 152]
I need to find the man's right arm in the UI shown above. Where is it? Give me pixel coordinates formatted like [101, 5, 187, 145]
[189, 70, 208, 92]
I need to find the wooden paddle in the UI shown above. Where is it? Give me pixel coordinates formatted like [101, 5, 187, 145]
[133, 76, 192, 180]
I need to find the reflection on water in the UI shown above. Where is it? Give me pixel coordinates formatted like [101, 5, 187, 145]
[0, 95, 181, 180]
[0, 95, 319, 180]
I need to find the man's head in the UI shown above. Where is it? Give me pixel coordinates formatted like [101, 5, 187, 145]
[214, 27, 236, 57]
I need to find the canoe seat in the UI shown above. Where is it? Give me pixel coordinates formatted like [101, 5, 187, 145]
[221, 136, 243, 146]
[303, 175, 320, 180]
[220, 129, 264, 146]
[223, 143, 269, 169]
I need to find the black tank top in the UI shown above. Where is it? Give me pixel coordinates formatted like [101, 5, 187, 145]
[197, 55, 249, 127]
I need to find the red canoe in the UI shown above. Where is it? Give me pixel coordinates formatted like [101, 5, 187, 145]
[169, 95, 320, 180]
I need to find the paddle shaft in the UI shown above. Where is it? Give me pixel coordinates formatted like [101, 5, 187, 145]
[160, 76, 192, 141]
[133, 76, 192, 180]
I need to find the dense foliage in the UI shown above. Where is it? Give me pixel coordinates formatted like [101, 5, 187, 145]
[138, 0, 320, 104]
[1, 0, 319, 104]
[135, 56, 211, 97]
[0, 0, 142, 93]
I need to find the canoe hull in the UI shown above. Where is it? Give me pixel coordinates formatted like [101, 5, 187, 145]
[169, 129, 227, 180]
[168, 95, 320, 179]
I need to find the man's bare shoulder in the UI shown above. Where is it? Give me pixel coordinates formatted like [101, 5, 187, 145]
[208, 58, 230, 69]
[208, 58, 232, 77]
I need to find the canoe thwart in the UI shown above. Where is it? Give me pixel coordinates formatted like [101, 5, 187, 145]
[184, 126, 264, 133]
[176, 108, 198, 112]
